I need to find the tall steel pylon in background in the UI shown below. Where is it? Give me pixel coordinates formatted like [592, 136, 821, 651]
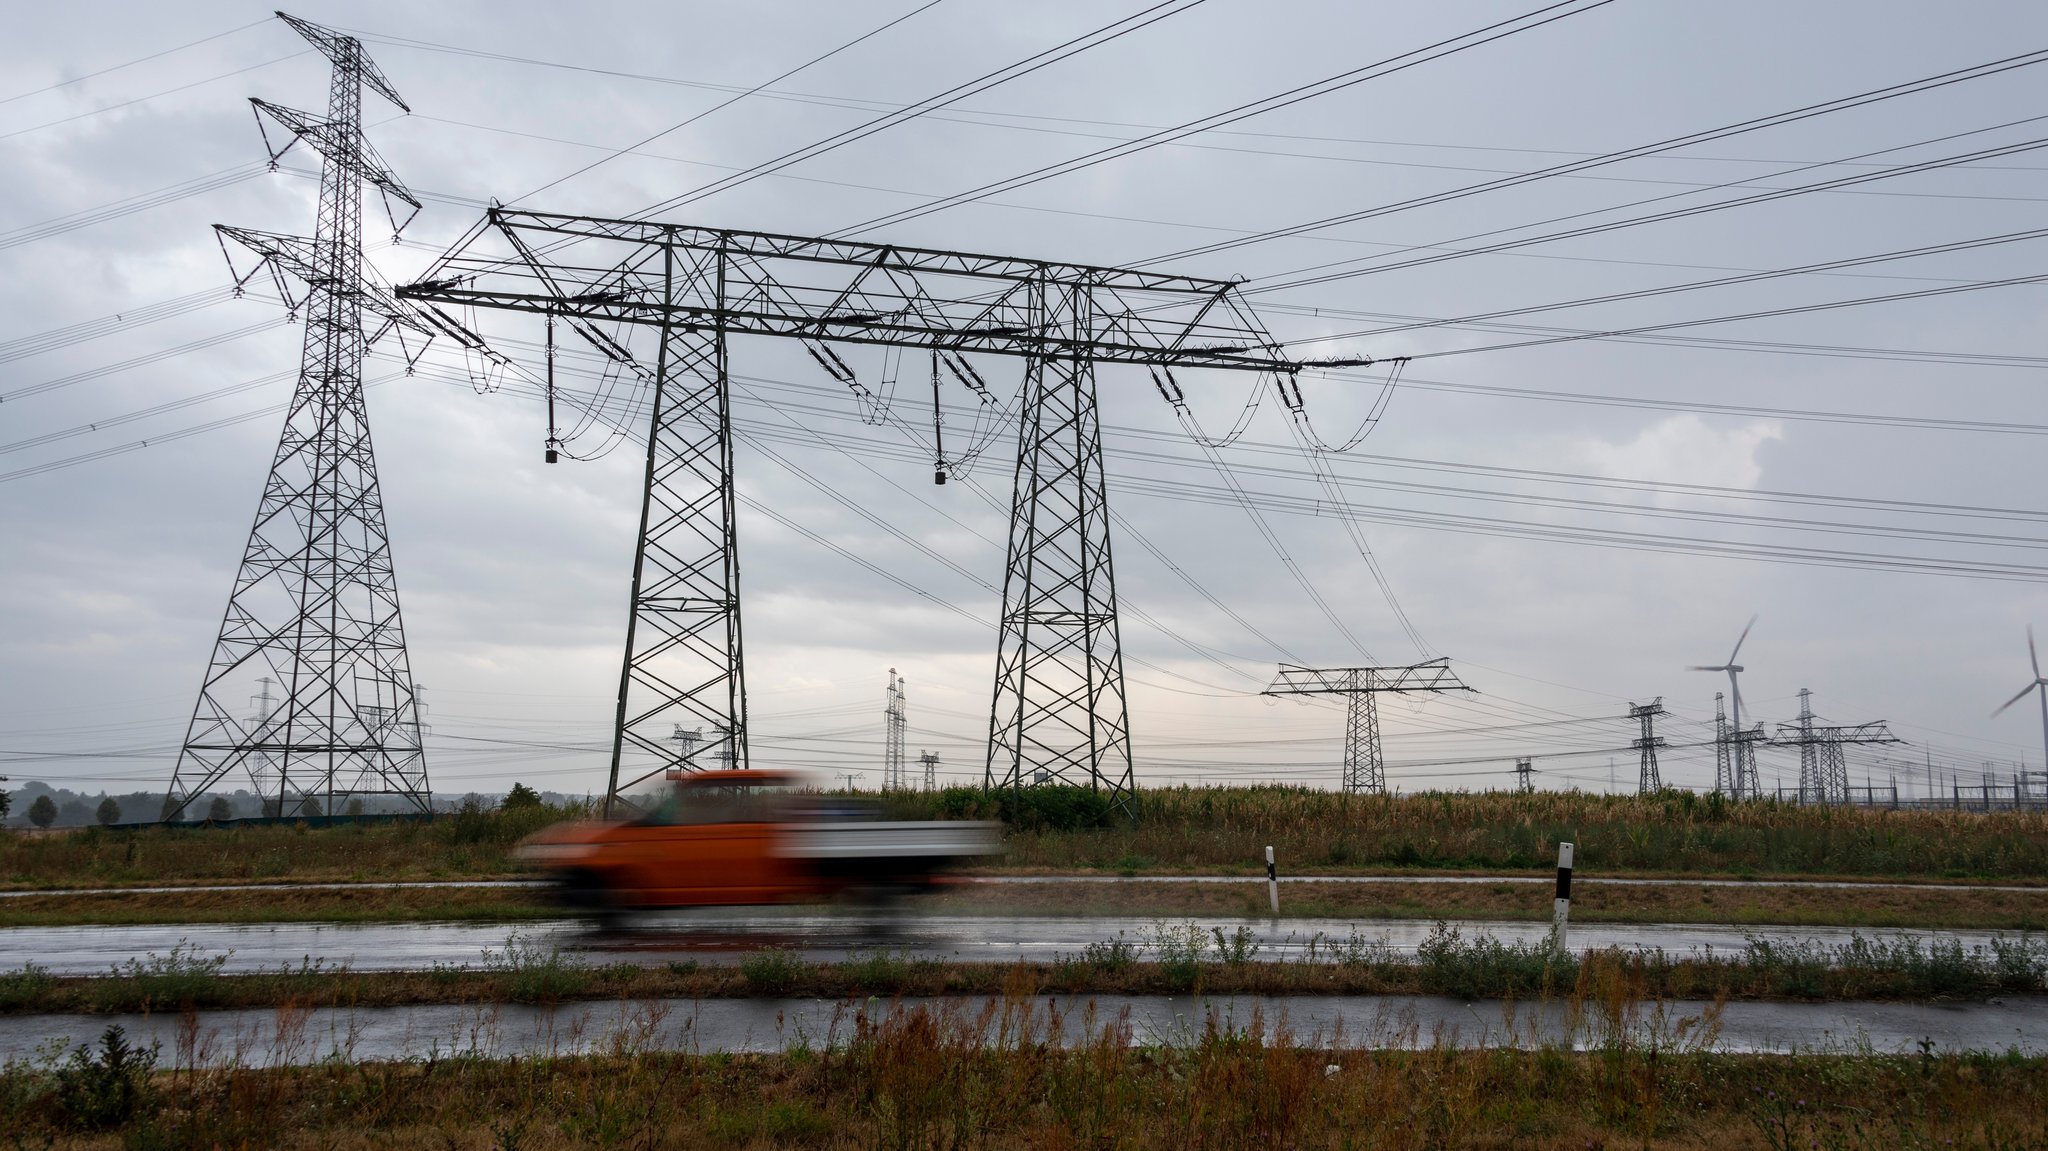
[1630, 697, 1667, 794]
[883, 669, 907, 790]
[1775, 687, 1899, 804]
[1263, 660, 1474, 794]
[164, 14, 431, 820]
[1712, 691, 1733, 795]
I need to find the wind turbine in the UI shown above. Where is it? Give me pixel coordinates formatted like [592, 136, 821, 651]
[1991, 626, 2048, 775]
[1690, 616, 1758, 740]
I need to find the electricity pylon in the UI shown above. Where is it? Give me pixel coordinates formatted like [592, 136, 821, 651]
[398, 213, 1302, 813]
[165, 14, 432, 820]
[1514, 757, 1535, 794]
[883, 669, 907, 790]
[1775, 688, 1900, 804]
[921, 750, 940, 791]
[1630, 698, 1667, 794]
[1263, 660, 1474, 794]
[1712, 691, 1732, 795]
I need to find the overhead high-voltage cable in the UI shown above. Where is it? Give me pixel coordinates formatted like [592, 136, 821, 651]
[621, 0, 1207, 221]
[507, 0, 950, 207]
[1257, 120, 2048, 296]
[1137, 47, 2048, 268]
[1333, 225, 2048, 339]
[1378, 268, 2048, 361]
[0, 16, 272, 106]
[0, 50, 312, 143]
[829, 0, 1617, 238]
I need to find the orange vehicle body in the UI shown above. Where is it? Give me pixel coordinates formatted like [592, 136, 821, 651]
[514, 768, 995, 914]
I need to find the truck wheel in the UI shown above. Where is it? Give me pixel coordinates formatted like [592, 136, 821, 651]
[562, 870, 627, 932]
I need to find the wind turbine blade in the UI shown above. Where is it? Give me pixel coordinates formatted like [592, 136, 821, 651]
[1994, 682, 2036, 717]
[1687, 665, 1725, 672]
[1728, 614, 1758, 664]
[2030, 625, 2040, 679]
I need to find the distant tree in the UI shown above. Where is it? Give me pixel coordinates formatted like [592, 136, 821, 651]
[0, 789, 9, 820]
[205, 796, 233, 823]
[345, 798, 365, 818]
[95, 797, 121, 826]
[28, 795, 56, 829]
[503, 782, 543, 810]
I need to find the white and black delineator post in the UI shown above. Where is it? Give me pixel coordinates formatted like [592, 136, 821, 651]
[1551, 841, 1574, 951]
[1266, 845, 1279, 915]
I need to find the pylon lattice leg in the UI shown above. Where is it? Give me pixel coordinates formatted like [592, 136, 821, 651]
[986, 307, 1132, 807]
[1343, 685, 1384, 794]
[166, 36, 427, 820]
[605, 309, 746, 812]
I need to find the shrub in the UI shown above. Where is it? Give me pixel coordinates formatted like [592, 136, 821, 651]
[0, 962, 53, 1010]
[55, 1026, 158, 1130]
[480, 934, 590, 1003]
[739, 948, 805, 994]
[928, 784, 1119, 831]
[503, 782, 544, 810]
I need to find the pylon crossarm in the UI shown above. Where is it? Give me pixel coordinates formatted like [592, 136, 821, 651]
[1264, 659, 1473, 696]
[398, 212, 1297, 372]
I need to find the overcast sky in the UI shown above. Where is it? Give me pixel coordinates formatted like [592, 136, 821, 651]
[4, 0, 2046, 802]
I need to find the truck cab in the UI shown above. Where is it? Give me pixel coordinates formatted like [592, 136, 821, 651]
[515, 769, 999, 921]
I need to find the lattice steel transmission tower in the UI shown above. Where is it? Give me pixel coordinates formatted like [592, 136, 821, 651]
[921, 750, 940, 792]
[398, 212, 1301, 813]
[1775, 688, 1899, 804]
[1263, 660, 1474, 794]
[1514, 757, 1534, 794]
[165, 14, 432, 821]
[883, 669, 907, 790]
[1732, 723, 1766, 800]
[1712, 691, 1732, 795]
[1630, 698, 1667, 794]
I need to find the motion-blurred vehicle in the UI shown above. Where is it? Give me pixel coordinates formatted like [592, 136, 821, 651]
[513, 768, 1000, 922]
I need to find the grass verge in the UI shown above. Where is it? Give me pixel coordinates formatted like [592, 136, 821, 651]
[4, 925, 2045, 1014]
[2, 994, 2044, 1149]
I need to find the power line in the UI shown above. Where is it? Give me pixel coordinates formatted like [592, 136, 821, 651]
[1389, 267, 2048, 361]
[1140, 47, 2048, 267]
[1258, 122, 2048, 297]
[508, 0, 950, 206]
[0, 16, 273, 106]
[623, 1, 1208, 222]
[832, 0, 1618, 237]
[1336, 225, 2048, 341]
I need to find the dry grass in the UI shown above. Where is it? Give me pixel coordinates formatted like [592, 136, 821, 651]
[7, 790, 2046, 897]
[2, 980, 2044, 1149]
[947, 787, 2048, 879]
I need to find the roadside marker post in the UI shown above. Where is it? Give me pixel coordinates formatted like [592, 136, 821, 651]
[1552, 841, 1574, 952]
[1266, 845, 1279, 916]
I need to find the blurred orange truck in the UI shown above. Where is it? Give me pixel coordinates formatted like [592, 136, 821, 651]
[513, 768, 1002, 922]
